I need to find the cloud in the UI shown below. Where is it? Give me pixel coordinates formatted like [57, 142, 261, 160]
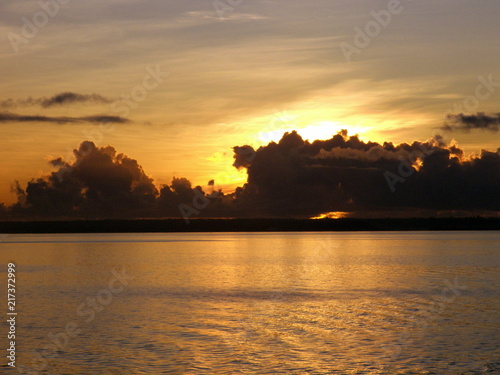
[442, 112, 500, 133]
[13, 141, 159, 217]
[0, 112, 129, 124]
[231, 130, 500, 217]
[10, 141, 219, 219]
[41, 92, 114, 107]
[0, 92, 114, 109]
[186, 11, 267, 21]
[5, 131, 500, 219]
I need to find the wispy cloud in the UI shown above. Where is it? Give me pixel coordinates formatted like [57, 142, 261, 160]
[41, 92, 114, 107]
[0, 92, 114, 109]
[442, 112, 500, 133]
[185, 11, 267, 22]
[0, 112, 129, 124]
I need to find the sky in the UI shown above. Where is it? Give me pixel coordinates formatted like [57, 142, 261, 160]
[0, 0, 498, 218]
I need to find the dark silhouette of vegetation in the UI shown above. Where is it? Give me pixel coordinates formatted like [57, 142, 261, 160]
[0, 217, 499, 234]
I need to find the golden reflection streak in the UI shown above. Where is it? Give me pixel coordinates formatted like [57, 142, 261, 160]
[310, 211, 350, 219]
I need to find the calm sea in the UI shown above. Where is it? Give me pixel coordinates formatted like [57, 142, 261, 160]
[1, 231, 499, 374]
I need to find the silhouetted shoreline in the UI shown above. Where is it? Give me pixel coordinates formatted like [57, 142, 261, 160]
[0, 217, 499, 234]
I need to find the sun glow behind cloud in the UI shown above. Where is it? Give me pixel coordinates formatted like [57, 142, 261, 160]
[201, 108, 396, 194]
[253, 110, 373, 145]
[295, 121, 370, 142]
[202, 112, 376, 195]
[206, 152, 248, 190]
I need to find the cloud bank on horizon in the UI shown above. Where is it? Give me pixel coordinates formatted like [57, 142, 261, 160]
[3, 130, 499, 220]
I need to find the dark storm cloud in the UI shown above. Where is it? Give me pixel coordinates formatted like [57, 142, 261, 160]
[0, 92, 114, 109]
[231, 130, 500, 217]
[442, 113, 500, 133]
[0, 112, 129, 124]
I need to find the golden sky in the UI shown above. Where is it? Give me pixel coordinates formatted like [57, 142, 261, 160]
[0, 0, 499, 205]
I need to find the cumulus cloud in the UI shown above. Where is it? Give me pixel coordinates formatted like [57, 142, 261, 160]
[12, 141, 158, 217]
[10, 142, 220, 219]
[5, 130, 500, 219]
[231, 130, 500, 217]
[0, 112, 129, 124]
[442, 112, 500, 133]
[0, 92, 114, 109]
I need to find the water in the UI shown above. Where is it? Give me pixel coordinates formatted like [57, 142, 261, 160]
[1, 231, 499, 374]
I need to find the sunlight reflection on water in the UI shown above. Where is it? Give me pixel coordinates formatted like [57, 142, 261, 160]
[2, 231, 499, 374]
